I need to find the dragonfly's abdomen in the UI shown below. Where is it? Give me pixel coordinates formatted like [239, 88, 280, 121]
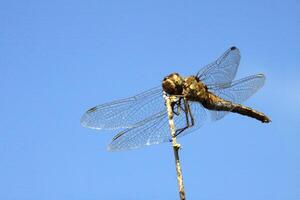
[231, 104, 270, 123]
[203, 93, 270, 123]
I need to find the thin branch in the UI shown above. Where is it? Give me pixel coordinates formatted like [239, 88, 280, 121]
[163, 92, 186, 200]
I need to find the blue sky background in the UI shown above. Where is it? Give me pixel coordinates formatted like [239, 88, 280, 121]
[1, 0, 299, 199]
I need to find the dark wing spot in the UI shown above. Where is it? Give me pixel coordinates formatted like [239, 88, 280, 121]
[230, 46, 237, 50]
[87, 106, 97, 113]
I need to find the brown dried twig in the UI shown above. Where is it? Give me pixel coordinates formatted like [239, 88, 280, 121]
[163, 93, 186, 200]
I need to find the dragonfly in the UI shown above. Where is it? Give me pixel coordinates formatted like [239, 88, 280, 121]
[81, 46, 270, 151]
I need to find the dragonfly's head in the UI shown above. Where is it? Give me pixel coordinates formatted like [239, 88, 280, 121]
[162, 73, 184, 95]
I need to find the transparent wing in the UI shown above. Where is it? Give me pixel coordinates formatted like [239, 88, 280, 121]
[108, 101, 207, 151]
[197, 46, 240, 86]
[208, 74, 266, 120]
[80, 87, 166, 130]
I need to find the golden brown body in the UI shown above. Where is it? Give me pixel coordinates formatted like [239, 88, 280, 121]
[162, 73, 270, 123]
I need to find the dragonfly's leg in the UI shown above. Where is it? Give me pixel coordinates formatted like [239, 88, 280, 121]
[187, 100, 195, 126]
[171, 99, 180, 116]
[174, 98, 194, 137]
[169, 98, 190, 142]
[172, 97, 185, 116]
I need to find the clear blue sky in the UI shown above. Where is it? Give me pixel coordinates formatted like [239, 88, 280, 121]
[1, 0, 299, 199]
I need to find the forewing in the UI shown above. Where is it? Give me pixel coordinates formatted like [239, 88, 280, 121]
[208, 74, 266, 120]
[80, 87, 165, 130]
[108, 101, 207, 151]
[197, 46, 240, 86]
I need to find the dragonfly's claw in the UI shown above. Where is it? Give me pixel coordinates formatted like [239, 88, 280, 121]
[174, 143, 181, 149]
[168, 139, 181, 149]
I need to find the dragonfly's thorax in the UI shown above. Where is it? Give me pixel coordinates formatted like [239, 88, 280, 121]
[183, 76, 207, 101]
[162, 73, 208, 101]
